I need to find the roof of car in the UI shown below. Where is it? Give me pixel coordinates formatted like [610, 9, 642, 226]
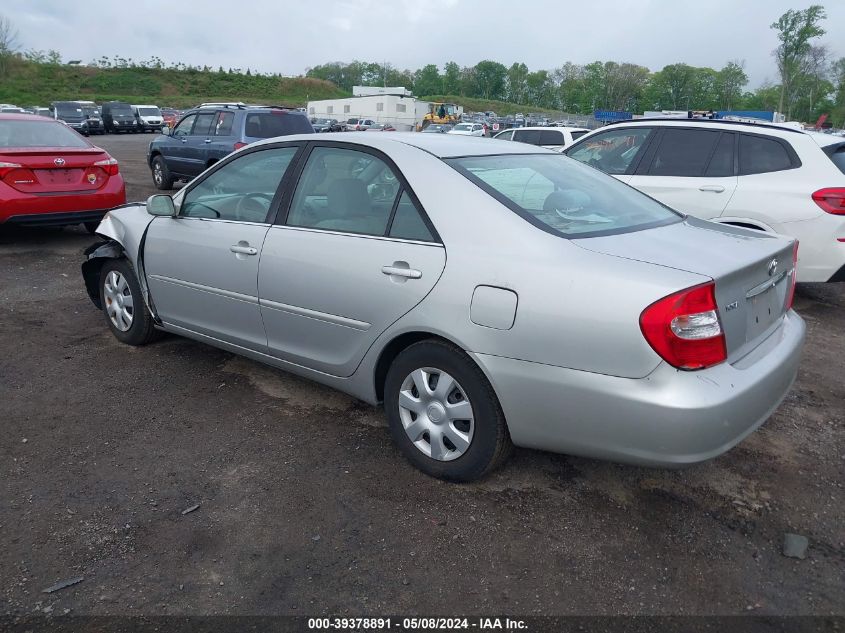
[601, 117, 809, 136]
[506, 126, 590, 132]
[250, 131, 552, 158]
[0, 112, 58, 121]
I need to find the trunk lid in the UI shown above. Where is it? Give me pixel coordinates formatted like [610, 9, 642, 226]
[575, 217, 796, 361]
[0, 148, 112, 193]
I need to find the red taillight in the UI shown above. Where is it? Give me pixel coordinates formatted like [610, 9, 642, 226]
[640, 281, 727, 370]
[0, 161, 23, 179]
[786, 240, 799, 310]
[2, 167, 37, 187]
[233, 142, 248, 150]
[93, 157, 119, 176]
[812, 188, 845, 215]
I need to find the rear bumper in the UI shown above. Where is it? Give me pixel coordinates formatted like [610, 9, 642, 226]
[472, 310, 806, 467]
[0, 176, 126, 224]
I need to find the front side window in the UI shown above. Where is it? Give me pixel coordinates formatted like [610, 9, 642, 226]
[494, 130, 514, 141]
[192, 112, 215, 137]
[739, 134, 795, 175]
[448, 154, 681, 238]
[646, 128, 722, 177]
[566, 127, 652, 175]
[286, 147, 402, 236]
[172, 114, 196, 137]
[180, 147, 299, 222]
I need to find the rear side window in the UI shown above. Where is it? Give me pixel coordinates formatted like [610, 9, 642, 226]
[214, 111, 235, 136]
[388, 191, 434, 241]
[739, 134, 795, 175]
[570, 130, 589, 141]
[245, 113, 314, 138]
[705, 132, 735, 177]
[539, 130, 565, 145]
[647, 129, 721, 177]
[513, 129, 542, 145]
[826, 144, 845, 175]
[566, 127, 652, 175]
[448, 154, 681, 238]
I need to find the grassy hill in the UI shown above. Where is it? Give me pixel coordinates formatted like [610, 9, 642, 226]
[0, 61, 348, 108]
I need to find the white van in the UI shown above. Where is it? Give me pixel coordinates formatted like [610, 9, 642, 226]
[132, 105, 164, 132]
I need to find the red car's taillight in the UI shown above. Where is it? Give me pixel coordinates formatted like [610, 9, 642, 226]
[93, 157, 119, 176]
[786, 240, 799, 310]
[640, 281, 727, 370]
[812, 188, 845, 215]
[233, 142, 248, 150]
[0, 161, 23, 179]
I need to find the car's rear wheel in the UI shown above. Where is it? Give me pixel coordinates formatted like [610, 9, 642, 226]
[99, 259, 160, 346]
[151, 156, 175, 190]
[384, 340, 512, 481]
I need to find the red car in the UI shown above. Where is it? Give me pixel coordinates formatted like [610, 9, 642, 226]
[0, 113, 125, 232]
[161, 109, 181, 129]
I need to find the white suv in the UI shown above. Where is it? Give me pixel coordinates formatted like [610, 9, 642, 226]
[494, 126, 590, 151]
[564, 119, 845, 282]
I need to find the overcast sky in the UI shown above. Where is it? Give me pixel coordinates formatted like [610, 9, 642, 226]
[8, 0, 843, 87]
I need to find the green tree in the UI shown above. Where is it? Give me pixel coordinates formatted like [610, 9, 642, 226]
[832, 57, 845, 127]
[442, 61, 461, 94]
[413, 63, 442, 96]
[715, 61, 748, 110]
[0, 14, 20, 77]
[472, 60, 507, 100]
[506, 62, 528, 103]
[771, 5, 827, 117]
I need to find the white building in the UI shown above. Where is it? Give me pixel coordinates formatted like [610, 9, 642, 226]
[307, 87, 432, 131]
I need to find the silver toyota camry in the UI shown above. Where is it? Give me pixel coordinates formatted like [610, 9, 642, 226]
[82, 133, 805, 481]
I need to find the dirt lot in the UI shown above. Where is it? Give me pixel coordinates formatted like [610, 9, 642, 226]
[1, 133, 843, 619]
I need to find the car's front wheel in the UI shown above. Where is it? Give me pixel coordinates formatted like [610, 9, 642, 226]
[151, 156, 175, 190]
[384, 340, 512, 481]
[99, 259, 160, 346]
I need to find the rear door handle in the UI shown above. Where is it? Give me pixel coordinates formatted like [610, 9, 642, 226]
[204, 138, 212, 144]
[699, 185, 726, 193]
[230, 244, 258, 255]
[382, 264, 422, 279]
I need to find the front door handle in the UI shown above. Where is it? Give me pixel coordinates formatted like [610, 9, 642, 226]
[204, 138, 212, 144]
[699, 184, 726, 193]
[382, 263, 422, 279]
[230, 244, 258, 256]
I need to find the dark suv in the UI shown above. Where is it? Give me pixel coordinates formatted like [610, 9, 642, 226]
[147, 105, 314, 189]
[51, 101, 89, 136]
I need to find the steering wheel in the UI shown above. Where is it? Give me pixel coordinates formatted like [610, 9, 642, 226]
[235, 192, 274, 221]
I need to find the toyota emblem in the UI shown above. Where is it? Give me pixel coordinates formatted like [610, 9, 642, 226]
[768, 259, 779, 277]
[54, 158, 66, 167]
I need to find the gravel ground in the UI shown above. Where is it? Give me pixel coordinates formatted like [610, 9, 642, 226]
[1, 133, 843, 618]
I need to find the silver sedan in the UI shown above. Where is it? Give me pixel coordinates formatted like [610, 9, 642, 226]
[82, 133, 805, 481]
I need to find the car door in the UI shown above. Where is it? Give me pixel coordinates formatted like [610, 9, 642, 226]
[564, 126, 654, 183]
[258, 143, 446, 377]
[181, 111, 216, 177]
[628, 128, 737, 219]
[144, 145, 303, 351]
[163, 113, 197, 176]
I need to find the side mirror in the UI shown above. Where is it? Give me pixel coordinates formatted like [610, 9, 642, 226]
[161, 126, 171, 136]
[146, 194, 176, 217]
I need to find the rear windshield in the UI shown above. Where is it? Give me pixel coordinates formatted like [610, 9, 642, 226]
[138, 107, 161, 116]
[244, 112, 313, 138]
[447, 154, 682, 238]
[0, 120, 91, 148]
[829, 145, 845, 175]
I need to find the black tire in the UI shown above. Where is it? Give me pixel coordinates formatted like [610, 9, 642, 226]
[98, 259, 161, 346]
[151, 155, 175, 190]
[384, 339, 512, 481]
[83, 221, 100, 234]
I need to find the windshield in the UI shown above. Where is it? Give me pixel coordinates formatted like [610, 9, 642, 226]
[109, 104, 133, 116]
[138, 107, 161, 116]
[82, 107, 100, 117]
[0, 120, 91, 148]
[55, 104, 83, 117]
[453, 124, 472, 131]
[447, 154, 682, 238]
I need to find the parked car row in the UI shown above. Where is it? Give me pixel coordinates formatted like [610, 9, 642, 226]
[1, 101, 169, 136]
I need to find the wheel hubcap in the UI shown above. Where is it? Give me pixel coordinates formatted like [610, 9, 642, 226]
[153, 164, 162, 184]
[398, 367, 474, 462]
[103, 270, 134, 332]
